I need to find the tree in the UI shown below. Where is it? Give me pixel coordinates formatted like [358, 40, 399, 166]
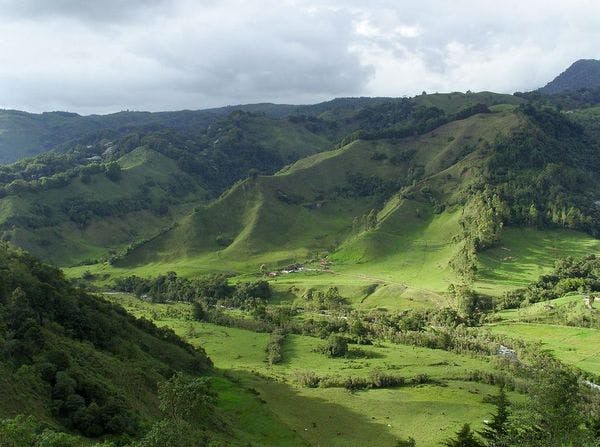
[135, 374, 217, 447]
[443, 424, 484, 447]
[104, 162, 122, 182]
[479, 387, 509, 446]
[158, 373, 216, 426]
[527, 204, 538, 227]
[367, 209, 378, 229]
[192, 301, 207, 321]
[323, 335, 348, 358]
[515, 354, 585, 446]
[395, 437, 416, 447]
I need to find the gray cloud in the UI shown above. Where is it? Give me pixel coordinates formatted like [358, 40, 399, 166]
[0, 0, 598, 113]
[0, 0, 168, 22]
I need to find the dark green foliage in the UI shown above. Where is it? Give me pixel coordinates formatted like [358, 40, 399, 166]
[442, 424, 484, 447]
[303, 287, 349, 311]
[265, 329, 286, 365]
[511, 354, 587, 446]
[0, 415, 87, 447]
[114, 273, 272, 311]
[449, 284, 493, 324]
[486, 106, 600, 235]
[104, 162, 122, 182]
[479, 387, 509, 446]
[395, 438, 416, 447]
[132, 373, 217, 447]
[322, 335, 348, 358]
[0, 243, 211, 438]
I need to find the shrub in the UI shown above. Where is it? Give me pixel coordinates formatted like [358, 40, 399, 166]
[265, 329, 285, 365]
[294, 370, 320, 388]
[322, 335, 348, 358]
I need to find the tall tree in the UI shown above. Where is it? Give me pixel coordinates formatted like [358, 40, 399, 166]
[443, 424, 484, 447]
[479, 387, 509, 446]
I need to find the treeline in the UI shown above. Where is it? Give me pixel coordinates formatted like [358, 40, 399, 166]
[516, 86, 600, 110]
[350, 102, 490, 142]
[113, 272, 272, 309]
[294, 368, 434, 391]
[488, 105, 600, 235]
[443, 352, 600, 447]
[498, 254, 600, 309]
[0, 159, 124, 198]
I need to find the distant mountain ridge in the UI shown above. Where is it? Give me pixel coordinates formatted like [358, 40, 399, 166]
[0, 98, 395, 164]
[538, 59, 600, 94]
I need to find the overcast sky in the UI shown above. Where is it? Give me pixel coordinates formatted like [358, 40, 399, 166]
[0, 0, 598, 114]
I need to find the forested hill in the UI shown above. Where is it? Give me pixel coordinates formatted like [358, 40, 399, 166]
[0, 92, 520, 266]
[0, 97, 396, 164]
[0, 94, 518, 164]
[117, 102, 600, 288]
[537, 59, 600, 94]
[0, 242, 211, 439]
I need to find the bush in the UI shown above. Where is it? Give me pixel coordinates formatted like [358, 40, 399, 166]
[265, 329, 285, 365]
[322, 335, 348, 358]
[294, 370, 321, 388]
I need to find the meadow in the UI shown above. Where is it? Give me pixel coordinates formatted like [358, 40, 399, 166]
[107, 293, 510, 446]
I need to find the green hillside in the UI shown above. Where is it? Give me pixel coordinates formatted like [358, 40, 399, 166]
[4, 90, 600, 446]
[0, 112, 339, 265]
[67, 98, 600, 313]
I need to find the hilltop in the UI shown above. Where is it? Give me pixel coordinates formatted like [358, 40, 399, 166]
[537, 59, 600, 94]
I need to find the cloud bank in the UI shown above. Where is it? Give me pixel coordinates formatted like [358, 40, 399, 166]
[0, 0, 598, 113]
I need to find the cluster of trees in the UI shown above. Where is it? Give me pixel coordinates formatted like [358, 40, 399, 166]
[357, 103, 490, 141]
[516, 86, 600, 110]
[444, 353, 600, 447]
[449, 105, 600, 283]
[0, 373, 219, 447]
[0, 242, 211, 439]
[352, 209, 379, 233]
[486, 106, 600, 236]
[114, 272, 272, 310]
[303, 287, 350, 311]
[498, 254, 600, 309]
[337, 172, 401, 199]
[293, 368, 432, 391]
[265, 329, 286, 365]
[450, 192, 509, 282]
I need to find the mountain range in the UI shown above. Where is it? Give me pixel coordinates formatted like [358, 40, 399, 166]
[2, 59, 600, 446]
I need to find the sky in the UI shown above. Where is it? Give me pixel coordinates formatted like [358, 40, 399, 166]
[0, 0, 598, 114]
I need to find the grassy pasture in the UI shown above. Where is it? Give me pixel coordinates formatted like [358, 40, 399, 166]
[488, 322, 600, 374]
[105, 293, 509, 446]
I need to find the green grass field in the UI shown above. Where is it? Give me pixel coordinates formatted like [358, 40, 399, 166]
[106, 293, 514, 445]
[488, 322, 600, 374]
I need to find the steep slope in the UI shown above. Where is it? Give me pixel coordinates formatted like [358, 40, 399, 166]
[0, 112, 336, 265]
[538, 59, 600, 94]
[117, 109, 521, 279]
[113, 102, 600, 300]
[0, 242, 211, 436]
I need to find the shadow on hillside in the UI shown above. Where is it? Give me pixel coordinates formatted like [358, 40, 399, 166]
[227, 370, 403, 447]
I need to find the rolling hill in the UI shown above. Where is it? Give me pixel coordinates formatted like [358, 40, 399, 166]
[106, 99, 600, 295]
[3, 81, 600, 446]
[0, 92, 522, 268]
